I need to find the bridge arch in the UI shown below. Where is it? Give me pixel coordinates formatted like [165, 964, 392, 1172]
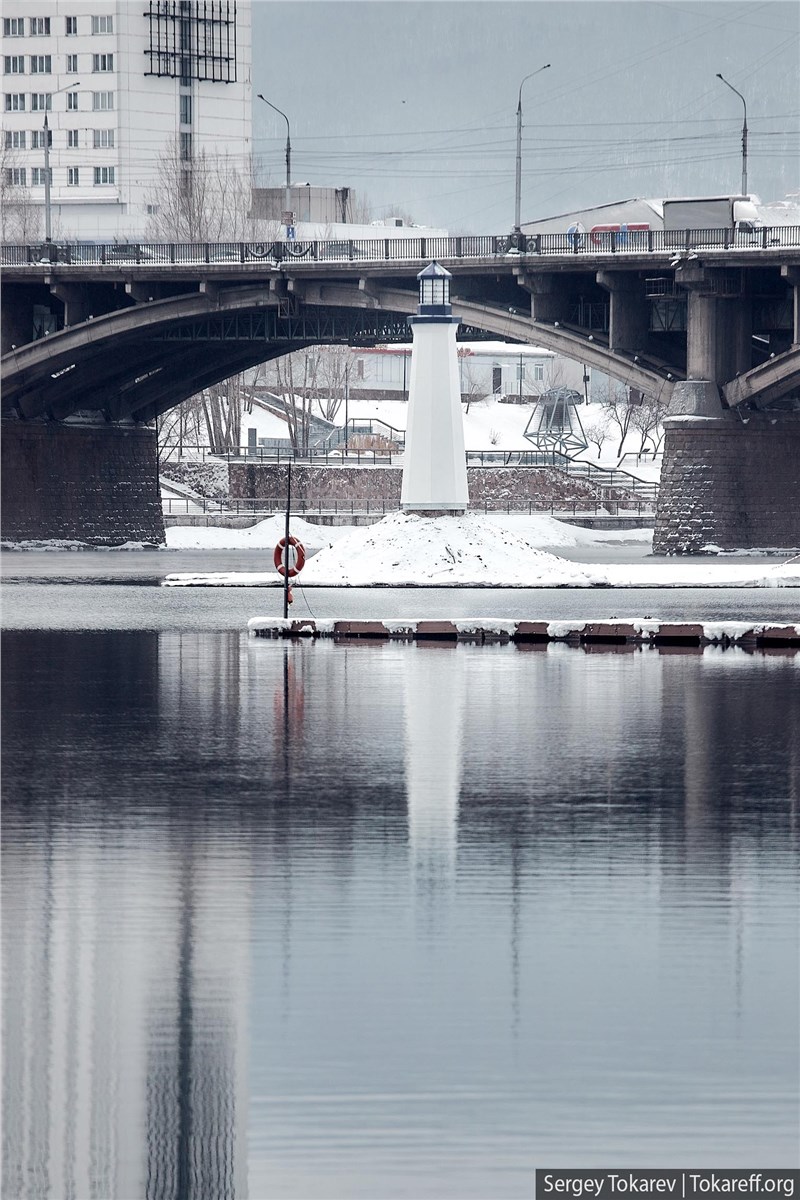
[2, 278, 678, 424]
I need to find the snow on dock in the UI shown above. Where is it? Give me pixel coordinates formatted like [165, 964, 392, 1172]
[248, 617, 800, 648]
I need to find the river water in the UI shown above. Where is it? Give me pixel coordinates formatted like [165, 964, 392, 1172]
[2, 553, 799, 1199]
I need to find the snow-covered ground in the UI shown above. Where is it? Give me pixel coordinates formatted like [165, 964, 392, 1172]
[326, 394, 660, 472]
[163, 512, 800, 589]
[166, 514, 352, 554]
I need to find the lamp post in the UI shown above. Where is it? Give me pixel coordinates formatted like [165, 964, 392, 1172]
[43, 81, 80, 251]
[514, 63, 550, 235]
[716, 73, 748, 196]
[257, 93, 292, 233]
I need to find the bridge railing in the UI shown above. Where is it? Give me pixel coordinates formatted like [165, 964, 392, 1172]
[4, 226, 799, 268]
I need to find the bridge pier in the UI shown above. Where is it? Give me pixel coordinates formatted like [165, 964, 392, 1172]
[654, 414, 800, 553]
[1, 419, 165, 546]
[596, 271, 649, 353]
[783, 266, 800, 346]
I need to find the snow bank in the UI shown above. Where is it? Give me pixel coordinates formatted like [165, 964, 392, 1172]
[297, 512, 601, 587]
[165, 515, 350, 553]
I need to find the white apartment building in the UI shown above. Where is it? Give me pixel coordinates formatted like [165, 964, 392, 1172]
[2, 1, 252, 241]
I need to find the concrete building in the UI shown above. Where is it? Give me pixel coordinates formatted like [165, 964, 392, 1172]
[346, 341, 587, 403]
[2, 1, 252, 241]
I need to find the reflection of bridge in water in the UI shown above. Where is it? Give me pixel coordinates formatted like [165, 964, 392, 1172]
[2, 233, 799, 550]
[4, 631, 798, 1194]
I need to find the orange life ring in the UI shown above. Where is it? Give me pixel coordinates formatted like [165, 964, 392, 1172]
[273, 535, 306, 577]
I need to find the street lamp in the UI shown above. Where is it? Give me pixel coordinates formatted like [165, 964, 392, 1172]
[43, 81, 80, 250]
[514, 63, 550, 235]
[716, 73, 748, 196]
[257, 93, 292, 234]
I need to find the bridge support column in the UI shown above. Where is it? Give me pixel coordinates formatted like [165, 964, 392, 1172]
[654, 414, 800, 553]
[783, 266, 800, 345]
[49, 281, 91, 327]
[673, 265, 752, 416]
[523, 273, 571, 323]
[1, 419, 165, 546]
[596, 271, 648, 352]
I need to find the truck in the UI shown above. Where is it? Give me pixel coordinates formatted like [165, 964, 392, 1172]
[662, 196, 764, 248]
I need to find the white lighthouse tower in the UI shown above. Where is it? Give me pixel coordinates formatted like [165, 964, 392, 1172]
[400, 262, 469, 514]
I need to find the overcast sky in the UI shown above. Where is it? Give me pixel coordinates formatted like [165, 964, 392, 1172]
[251, 1, 799, 231]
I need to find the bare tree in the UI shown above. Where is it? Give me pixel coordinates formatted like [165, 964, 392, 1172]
[584, 408, 611, 456]
[598, 383, 637, 456]
[157, 394, 207, 462]
[630, 394, 669, 456]
[267, 350, 321, 454]
[457, 349, 485, 414]
[144, 138, 276, 243]
[1, 146, 42, 243]
[314, 345, 356, 423]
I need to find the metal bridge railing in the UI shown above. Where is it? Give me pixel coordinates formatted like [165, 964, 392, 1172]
[4, 226, 799, 268]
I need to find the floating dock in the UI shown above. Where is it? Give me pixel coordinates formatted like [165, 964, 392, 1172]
[248, 618, 800, 648]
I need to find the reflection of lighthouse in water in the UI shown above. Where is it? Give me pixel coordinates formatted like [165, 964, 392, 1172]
[404, 646, 466, 893]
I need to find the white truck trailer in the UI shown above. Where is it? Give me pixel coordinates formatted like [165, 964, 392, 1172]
[662, 196, 763, 247]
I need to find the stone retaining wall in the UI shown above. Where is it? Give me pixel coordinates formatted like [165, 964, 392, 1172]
[229, 463, 616, 505]
[1, 420, 165, 545]
[654, 415, 800, 553]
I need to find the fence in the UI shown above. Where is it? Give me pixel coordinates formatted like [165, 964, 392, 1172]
[161, 497, 656, 519]
[159, 444, 658, 501]
[4, 225, 799, 268]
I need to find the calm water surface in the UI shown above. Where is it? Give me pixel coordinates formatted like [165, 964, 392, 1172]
[2, 564, 799, 1198]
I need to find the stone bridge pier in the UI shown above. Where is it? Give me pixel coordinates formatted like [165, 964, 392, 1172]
[1, 419, 164, 546]
[654, 265, 800, 553]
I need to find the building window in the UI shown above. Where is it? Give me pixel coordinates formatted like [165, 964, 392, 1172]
[146, 204, 160, 215]
[68, 167, 80, 186]
[516, 362, 526, 382]
[66, 54, 78, 73]
[533, 362, 545, 382]
[65, 16, 78, 36]
[92, 128, 114, 148]
[92, 54, 114, 72]
[4, 57, 25, 75]
[5, 130, 26, 149]
[30, 128, 52, 149]
[68, 129, 79, 147]
[93, 166, 115, 185]
[31, 167, 52, 186]
[179, 131, 192, 161]
[91, 91, 114, 111]
[179, 93, 192, 124]
[91, 15, 114, 35]
[29, 17, 51, 36]
[30, 94, 52, 111]
[3, 18, 25, 37]
[356, 359, 364, 380]
[67, 91, 78, 110]
[30, 56, 52, 75]
[5, 93, 26, 111]
[5, 167, 27, 186]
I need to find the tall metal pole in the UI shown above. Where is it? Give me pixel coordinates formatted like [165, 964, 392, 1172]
[514, 64, 550, 233]
[258, 94, 292, 230]
[344, 365, 349, 453]
[43, 113, 52, 244]
[283, 462, 292, 619]
[42, 83, 80, 253]
[716, 73, 748, 196]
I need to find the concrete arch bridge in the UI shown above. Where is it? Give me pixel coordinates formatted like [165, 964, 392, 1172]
[2, 236, 800, 550]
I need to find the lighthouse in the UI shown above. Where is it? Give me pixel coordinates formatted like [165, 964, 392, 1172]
[400, 262, 469, 514]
